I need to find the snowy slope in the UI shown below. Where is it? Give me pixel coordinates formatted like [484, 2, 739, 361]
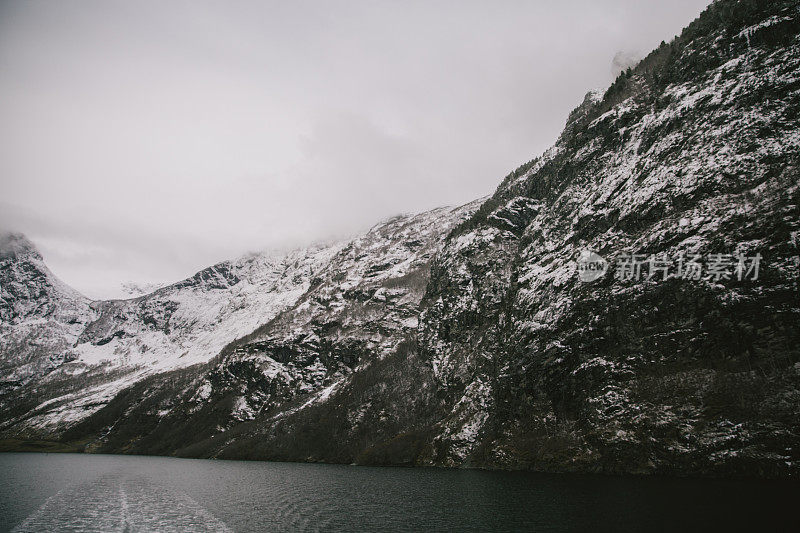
[0, 234, 343, 434]
[73, 244, 342, 372]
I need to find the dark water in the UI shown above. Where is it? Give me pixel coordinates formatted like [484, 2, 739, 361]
[0, 453, 797, 532]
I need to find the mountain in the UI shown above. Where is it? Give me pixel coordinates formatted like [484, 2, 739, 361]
[413, 1, 800, 476]
[0, 202, 480, 444]
[0, 232, 344, 436]
[2, 0, 799, 478]
[0, 233, 93, 390]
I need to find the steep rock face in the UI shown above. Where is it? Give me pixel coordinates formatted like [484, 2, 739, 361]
[0, 233, 94, 389]
[191, 203, 482, 449]
[418, 0, 800, 475]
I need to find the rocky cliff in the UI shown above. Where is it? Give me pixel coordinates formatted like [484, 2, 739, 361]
[415, 0, 800, 476]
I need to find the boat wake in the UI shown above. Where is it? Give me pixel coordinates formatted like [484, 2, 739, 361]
[12, 474, 231, 532]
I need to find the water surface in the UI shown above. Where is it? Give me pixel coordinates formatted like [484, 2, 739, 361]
[0, 453, 796, 532]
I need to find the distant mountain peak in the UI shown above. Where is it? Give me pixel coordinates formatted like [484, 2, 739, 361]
[118, 281, 165, 298]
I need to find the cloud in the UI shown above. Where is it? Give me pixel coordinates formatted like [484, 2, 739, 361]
[0, 0, 712, 297]
[611, 50, 644, 77]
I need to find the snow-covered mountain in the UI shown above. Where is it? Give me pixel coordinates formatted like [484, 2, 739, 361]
[0, 231, 344, 432]
[0, 233, 94, 389]
[0, 202, 479, 439]
[2, 0, 799, 478]
[415, 0, 800, 475]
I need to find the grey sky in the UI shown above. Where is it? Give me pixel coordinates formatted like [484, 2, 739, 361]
[0, 0, 711, 298]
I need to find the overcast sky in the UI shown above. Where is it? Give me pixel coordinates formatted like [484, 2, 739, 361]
[0, 0, 711, 298]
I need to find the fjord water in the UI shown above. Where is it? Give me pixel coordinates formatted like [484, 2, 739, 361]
[0, 453, 797, 532]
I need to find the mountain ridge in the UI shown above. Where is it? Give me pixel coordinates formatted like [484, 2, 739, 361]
[0, 201, 481, 439]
